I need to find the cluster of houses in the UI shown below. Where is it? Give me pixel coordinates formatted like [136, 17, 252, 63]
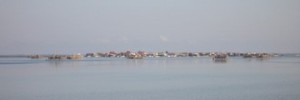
[29, 51, 277, 60]
[84, 51, 276, 58]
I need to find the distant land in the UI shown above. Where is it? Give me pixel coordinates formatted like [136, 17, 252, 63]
[0, 52, 299, 58]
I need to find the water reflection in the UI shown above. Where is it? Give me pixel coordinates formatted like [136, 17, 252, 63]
[255, 57, 271, 61]
[212, 59, 227, 63]
[47, 60, 67, 67]
[21, 56, 286, 68]
[125, 59, 145, 66]
[43, 57, 229, 67]
[2, 56, 300, 100]
[44, 58, 147, 68]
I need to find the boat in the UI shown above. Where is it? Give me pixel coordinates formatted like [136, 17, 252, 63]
[255, 53, 271, 59]
[243, 53, 254, 58]
[67, 53, 82, 60]
[212, 54, 227, 62]
[30, 55, 43, 59]
[48, 55, 67, 60]
[126, 53, 143, 59]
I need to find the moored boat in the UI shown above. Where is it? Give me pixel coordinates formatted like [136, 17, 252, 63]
[48, 55, 67, 60]
[30, 55, 43, 59]
[126, 53, 143, 59]
[67, 53, 82, 60]
[212, 54, 227, 62]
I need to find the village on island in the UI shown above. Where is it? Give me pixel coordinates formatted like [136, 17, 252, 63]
[29, 51, 279, 62]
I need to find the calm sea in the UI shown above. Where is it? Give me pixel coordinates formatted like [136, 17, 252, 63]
[1, 56, 300, 100]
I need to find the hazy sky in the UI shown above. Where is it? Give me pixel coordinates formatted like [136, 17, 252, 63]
[1, 0, 300, 54]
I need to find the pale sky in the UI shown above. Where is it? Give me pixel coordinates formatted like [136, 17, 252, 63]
[1, 0, 300, 54]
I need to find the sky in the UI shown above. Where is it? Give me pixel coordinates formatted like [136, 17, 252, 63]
[0, 0, 300, 54]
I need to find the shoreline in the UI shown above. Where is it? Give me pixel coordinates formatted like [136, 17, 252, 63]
[0, 52, 299, 58]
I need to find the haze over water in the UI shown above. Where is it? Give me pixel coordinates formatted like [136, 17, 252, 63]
[1, 0, 300, 54]
[1, 0, 300, 100]
[1, 57, 300, 100]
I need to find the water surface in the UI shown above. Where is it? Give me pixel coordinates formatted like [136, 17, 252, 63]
[1, 57, 300, 100]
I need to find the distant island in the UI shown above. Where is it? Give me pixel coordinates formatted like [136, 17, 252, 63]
[1, 51, 299, 61]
